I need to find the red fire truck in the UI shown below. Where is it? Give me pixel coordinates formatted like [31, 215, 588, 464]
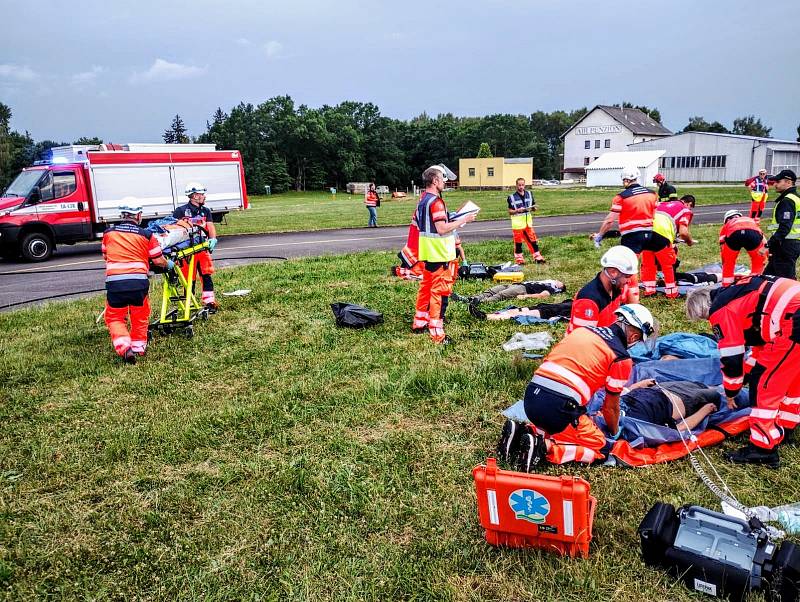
[0, 143, 248, 261]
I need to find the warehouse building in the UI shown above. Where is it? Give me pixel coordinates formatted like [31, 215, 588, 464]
[458, 157, 533, 189]
[561, 105, 671, 178]
[628, 132, 800, 182]
[585, 151, 665, 187]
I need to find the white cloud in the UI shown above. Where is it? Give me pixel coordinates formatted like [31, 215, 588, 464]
[387, 32, 404, 40]
[235, 37, 252, 46]
[0, 64, 37, 81]
[263, 40, 283, 59]
[129, 58, 206, 84]
[71, 65, 104, 85]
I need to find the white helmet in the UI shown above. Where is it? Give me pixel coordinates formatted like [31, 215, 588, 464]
[118, 196, 143, 216]
[601, 245, 638, 275]
[620, 167, 640, 182]
[427, 164, 457, 181]
[185, 182, 207, 196]
[615, 303, 656, 341]
[724, 209, 743, 223]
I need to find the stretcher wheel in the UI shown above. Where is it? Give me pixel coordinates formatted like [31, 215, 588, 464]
[185, 326, 194, 339]
[200, 310, 209, 321]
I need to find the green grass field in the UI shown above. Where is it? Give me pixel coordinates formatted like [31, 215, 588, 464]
[1, 224, 795, 600]
[218, 186, 749, 235]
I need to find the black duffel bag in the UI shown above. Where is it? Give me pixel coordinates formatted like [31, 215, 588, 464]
[331, 302, 384, 329]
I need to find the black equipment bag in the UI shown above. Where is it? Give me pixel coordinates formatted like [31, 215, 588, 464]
[331, 302, 384, 329]
[458, 262, 490, 279]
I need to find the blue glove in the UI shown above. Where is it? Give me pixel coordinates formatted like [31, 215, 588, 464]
[593, 233, 604, 248]
[208, 238, 218, 252]
[608, 410, 625, 440]
[166, 259, 175, 271]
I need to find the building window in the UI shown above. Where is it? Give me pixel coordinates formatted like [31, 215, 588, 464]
[594, 139, 600, 149]
[468, 168, 475, 177]
[584, 157, 591, 166]
[487, 167, 494, 177]
[584, 140, 591, 149]
[604, 139, 611, 148]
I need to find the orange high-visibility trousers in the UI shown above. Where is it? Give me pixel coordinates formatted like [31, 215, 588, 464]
[105, 297, 151, 356]
[180, 250, 216, 304]
[641, 244, 677, 297]
[748, 334, 800, 449]
[413, 261, 456, 342]
[533, 415, 606, 465]
[721, 241, 766, 286]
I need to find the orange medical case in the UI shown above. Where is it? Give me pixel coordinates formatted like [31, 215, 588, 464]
[472, 458, 597, 558]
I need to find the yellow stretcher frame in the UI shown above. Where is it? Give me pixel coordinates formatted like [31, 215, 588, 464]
[149, 240, 210, 338]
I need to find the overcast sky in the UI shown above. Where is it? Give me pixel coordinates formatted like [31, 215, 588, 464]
[2, 0, 799, 143]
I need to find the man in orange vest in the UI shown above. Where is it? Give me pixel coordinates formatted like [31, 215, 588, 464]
[686, 276, 800, 467]
[496, 304, 657, 470]
[411, 165, 475, 344]
[718, 210, 767, 286]
[102, 200, 172, 364]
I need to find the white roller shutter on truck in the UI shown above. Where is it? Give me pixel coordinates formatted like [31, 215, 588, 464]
[172, 162, 244, 214]
[90, 163, 177, 222]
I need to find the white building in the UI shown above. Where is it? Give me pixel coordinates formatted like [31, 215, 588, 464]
[561, 105, 671, 178]
[628, 132, 800, 183]
[584, 150, 665, 188]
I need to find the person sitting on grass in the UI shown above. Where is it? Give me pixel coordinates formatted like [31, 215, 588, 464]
[473, 246, 639, 333]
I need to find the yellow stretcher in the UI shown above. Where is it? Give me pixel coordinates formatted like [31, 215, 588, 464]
[149, 238, 211, 339]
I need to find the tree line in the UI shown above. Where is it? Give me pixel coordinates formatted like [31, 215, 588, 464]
[1, 98, 795, 194]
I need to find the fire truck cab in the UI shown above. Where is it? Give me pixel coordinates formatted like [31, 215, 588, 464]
[0, 143, 248, 261]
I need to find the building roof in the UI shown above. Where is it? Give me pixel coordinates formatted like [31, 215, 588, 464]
[585, 150, 665, 171]
[561, 105, 672, 138]
[628, 130, 800, 146]
[503, 157, 533, 164]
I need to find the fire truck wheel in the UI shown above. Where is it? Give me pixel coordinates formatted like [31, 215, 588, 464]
[20, 232, 53, 262]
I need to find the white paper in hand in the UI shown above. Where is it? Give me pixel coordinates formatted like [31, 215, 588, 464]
[451, 201, 481, 220]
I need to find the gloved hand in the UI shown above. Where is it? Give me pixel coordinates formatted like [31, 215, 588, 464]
[166, 259, 175, 271]
[208, 237, 218, 252]
[593, 233, 604, 248]
[609, 410, 625, 440]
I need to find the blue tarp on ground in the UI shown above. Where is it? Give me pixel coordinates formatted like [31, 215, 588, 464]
[587, 358, 751, 448]
[628, 332, 720, 363]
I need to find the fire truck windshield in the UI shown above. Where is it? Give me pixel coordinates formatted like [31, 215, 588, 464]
[2, 170, 45, 198]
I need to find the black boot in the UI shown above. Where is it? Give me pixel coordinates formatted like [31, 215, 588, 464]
[468, 302, 487, 320]
[516, 432, 547, 473]
[496, 419, 525, 464]
[725, 443, 780, 469]
[781, 428, 796, 446]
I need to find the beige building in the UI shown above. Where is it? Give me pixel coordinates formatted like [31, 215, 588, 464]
[458, 157, 533, 189]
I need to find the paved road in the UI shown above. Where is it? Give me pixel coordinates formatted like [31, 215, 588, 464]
[0, 202, 750, 310]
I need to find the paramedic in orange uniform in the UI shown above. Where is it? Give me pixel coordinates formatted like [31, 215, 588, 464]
[102, 200, 171, 364]
[411, 165, 475, 344]
[497, 304, 656, 470]
[173, 182, 218, 310]
[718, 210, 767, 286]
[686, 276, 800, 468]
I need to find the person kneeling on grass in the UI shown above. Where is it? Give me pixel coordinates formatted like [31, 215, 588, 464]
[473, 246, 639, 331]
[496, 304, 657, 471]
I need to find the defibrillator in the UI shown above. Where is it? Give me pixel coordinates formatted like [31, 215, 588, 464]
[639, 502, 800, 601]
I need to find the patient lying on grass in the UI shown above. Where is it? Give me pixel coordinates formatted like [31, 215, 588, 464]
[618, 378, 721, 432]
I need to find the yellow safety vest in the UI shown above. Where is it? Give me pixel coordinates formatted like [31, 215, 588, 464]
[508, 191, 534, 230]
[768, 192, 800, 240]
[652, 211, 676, 244]
[416, 193, 456, 262]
